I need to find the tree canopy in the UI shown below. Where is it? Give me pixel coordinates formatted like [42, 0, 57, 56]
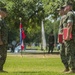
[0, 0, 75, 43]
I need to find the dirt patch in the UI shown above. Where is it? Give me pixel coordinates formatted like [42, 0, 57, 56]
[7, 53, 60, 58]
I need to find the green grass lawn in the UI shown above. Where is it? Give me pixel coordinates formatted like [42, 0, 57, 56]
[0, 54, 75, 75]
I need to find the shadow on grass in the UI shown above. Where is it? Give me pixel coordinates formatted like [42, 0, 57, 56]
[13, 71, 44, 73]
[12, 71, 64, 75]
[1, 71, 75, 75]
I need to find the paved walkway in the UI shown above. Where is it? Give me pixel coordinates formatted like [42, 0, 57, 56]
[8, 49, 59, 54]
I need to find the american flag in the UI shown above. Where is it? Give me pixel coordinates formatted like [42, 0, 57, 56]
[20, 22, 26, 50]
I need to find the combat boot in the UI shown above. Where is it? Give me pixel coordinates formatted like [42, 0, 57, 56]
[63, 68, 70, 72]
[0, 67, 7, 73]
[70, 68, 75, 73]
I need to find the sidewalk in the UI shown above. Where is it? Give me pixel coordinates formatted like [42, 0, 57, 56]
[8, 49, 59, 55]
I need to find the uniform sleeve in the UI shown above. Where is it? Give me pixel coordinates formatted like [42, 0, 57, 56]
[1, 20, 8, 44]
[67, 12, 73, 24]
[58, 17, 63, 33]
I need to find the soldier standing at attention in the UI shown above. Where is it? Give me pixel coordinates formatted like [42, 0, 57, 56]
[57, 7, 69, 72]
[0, 8, 8, 72]
[63, 2, 75, 73]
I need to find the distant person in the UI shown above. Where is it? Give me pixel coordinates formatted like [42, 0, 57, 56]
[48, 30, 54, 54]
[11, 40, 16, 52]
[57, 43, 60, 51]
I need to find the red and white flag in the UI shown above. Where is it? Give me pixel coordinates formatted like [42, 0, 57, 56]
[19, 22, 26, 50]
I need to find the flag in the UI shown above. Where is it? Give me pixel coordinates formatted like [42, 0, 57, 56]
[21, 40, 24, 50]
[22, 29, 26, 40]
[20, 23, 22, 44]
[20, 22, 26, 50]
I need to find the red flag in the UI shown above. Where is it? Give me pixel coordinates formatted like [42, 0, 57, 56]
[22, 29, 26, 40]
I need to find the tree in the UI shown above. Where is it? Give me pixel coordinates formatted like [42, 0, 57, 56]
[1, 0, 75, 44]
[5, 0, 45, 43]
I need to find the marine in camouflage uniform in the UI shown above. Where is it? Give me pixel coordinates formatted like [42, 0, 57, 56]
[57, 7, 69, 72]
[63, 3, 75, 73]
[0, 8, 8, 72]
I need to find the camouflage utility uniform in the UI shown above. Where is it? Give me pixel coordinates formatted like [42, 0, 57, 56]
[0, 18, 8, 71]
[64, 10, 75, 71]
[58, 14, 69, 70]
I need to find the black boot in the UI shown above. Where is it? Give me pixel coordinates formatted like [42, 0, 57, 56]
[63, 67, 69, 72]
[70, 68, 75, 73]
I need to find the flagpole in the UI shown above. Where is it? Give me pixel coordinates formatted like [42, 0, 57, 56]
[19, 17, 23, 57]
[21, 41, 23, 57]
[19, 17, 22, 24]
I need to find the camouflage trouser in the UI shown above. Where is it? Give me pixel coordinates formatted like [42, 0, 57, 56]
[0, 45, 7, 70]
[66, 39, 75, 70]
[60, 42, 69, 69]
